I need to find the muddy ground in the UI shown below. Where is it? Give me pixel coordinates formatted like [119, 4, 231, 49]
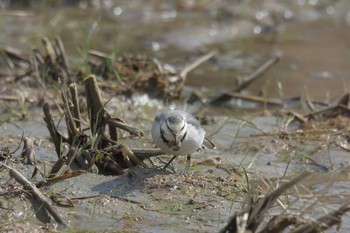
[1, 1, 350, 232]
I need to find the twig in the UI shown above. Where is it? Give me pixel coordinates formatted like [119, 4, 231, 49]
[210, 51, 282, 105]
[131, 148, 164, 160]
[105, 116, 144, 138]
[0, 162, 67, 226]
[14, 69, 34, 82]
[0, 95, 20, 102]
[69, 83, 81, 131]
[118, 145, 148, 167]
[21, 137, 36, 165]
[225, 92, 283, 106]
[43, 102, 65, 157]
[33, 48, 45, 65]
[259, 214, 299, 233]
[46, 170, 85, 185]
[304, 93, 350, 120]
[96, 156, 128, 175]
[175, 51, 217, 94]
[334, 141, 350, 152]
[220, 170, 312, 233]
[290, 203, 350, 233]
[42, 37, 57, 65]
[336, 104, 350, 114]
[335, 92, 350, 107]
[306, 99, 316, 111]
[84, 75, 106, 136]
[304, 104, 350, 120]
[61, 86, 80, 138]
[54, 36, 70, 74]
[0, 10, 35, 17]
[48, 157, 69, 179]
[3, 45, 30, 68]
[248, 170, 312, 232]
[281, 110, 309, 125]
[180, 50, 217, 79]
[88, 49, 109, 59]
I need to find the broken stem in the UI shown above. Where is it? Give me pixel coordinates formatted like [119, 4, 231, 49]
[210, 51, 282, 105]
[0, 162, 67, 226]
[180, 50, 217, 79]
[105, 117, 144, 138]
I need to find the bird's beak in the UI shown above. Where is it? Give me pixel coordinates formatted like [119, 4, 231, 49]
[173, 135, 181, 151]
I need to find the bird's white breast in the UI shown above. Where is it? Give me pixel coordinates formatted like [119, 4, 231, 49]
[151, 120, 205, 156]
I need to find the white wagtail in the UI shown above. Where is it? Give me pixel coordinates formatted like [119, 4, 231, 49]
[151, 110, 215, 172]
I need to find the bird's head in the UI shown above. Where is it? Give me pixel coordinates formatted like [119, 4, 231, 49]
[165, 115, 186, 133]
[162, 115, 187, 151]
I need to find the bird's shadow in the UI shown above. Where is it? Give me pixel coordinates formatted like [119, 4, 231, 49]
[91, 168, 168, 197]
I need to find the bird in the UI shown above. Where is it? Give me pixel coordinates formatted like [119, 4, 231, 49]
[151, 110, 215, 173]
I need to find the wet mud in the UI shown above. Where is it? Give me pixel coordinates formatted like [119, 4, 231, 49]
[1, 1, 350, 232]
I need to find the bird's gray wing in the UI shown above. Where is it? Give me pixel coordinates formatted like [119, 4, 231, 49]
[181, 111, 215, 149]
[154, 112, 168, 123]
[182, 111, 202, 128]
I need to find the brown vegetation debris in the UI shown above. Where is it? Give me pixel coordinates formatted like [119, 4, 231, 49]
[20, 137, 36, 165]
[2, 37, 70, 86]
[220, 170, 350, 233]
[210, 51, 282, 105]
[0, 146, 10, 161]
[89, 50, 182, 99]
[88, 50, 215, 101]
[2, 37, 215, 102]
[268, 92, 350, 152]
[0, 162, 67, 226]
[42, 75, 164, 179]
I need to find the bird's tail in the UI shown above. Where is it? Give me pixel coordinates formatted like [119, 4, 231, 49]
[203, 138, 216, 149]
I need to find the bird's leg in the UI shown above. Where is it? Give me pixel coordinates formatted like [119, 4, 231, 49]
[163, 155, 177, 170]
[184, 155, 191, 175]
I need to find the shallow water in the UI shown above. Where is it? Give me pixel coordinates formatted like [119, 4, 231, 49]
[1, 1, 350, 101]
